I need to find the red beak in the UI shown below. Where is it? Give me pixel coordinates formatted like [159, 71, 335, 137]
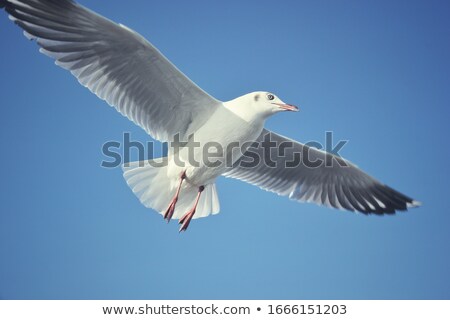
[272, 103, 299, 112]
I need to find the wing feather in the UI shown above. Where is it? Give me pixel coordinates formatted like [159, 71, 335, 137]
[224, 129, 420, 215]
[2, 0, 221, 141]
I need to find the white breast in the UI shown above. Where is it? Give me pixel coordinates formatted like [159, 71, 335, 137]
[166, 106, 265, 186]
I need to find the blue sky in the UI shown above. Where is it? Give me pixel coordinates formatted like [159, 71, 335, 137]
[0, 0, 449, 299]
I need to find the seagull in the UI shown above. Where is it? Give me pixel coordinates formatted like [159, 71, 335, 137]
[1, 0, 420, 232]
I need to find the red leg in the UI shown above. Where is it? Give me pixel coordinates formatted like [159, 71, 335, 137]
[179, 186, 205, 232]
[163, 170, 186, 223]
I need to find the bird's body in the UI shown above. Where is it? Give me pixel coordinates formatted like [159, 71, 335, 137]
[124, 93, 279, 225]
[167, 98, 266, 187]
[1, 0, 420, 232]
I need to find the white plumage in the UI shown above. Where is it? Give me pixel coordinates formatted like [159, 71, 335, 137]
[1, 0, 420, 231]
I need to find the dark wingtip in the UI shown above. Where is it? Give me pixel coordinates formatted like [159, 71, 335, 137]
[372, 184, 411, 213]
[345, 183, 420, 215]
[0, 1, 6, 9]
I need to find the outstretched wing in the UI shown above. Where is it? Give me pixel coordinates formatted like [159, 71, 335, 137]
[2, 0, 221, 141]
[224, 129, 420, 214]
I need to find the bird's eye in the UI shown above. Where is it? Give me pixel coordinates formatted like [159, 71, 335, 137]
[267, 94, 275, 101]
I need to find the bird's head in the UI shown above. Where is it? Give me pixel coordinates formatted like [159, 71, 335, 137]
[226, 91, 298, 122]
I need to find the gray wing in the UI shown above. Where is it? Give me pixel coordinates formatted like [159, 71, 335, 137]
[224, 129, 420, 214]
[2, 0, 221, 141]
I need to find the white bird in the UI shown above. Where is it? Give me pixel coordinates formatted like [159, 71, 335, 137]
[1, 0, 420, 232]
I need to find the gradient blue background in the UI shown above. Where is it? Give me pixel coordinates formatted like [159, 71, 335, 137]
[1, 0, 449, 299]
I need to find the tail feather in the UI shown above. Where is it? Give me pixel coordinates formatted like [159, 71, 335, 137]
[195, 184, 220, 219]
[123, 159, 220, 220]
